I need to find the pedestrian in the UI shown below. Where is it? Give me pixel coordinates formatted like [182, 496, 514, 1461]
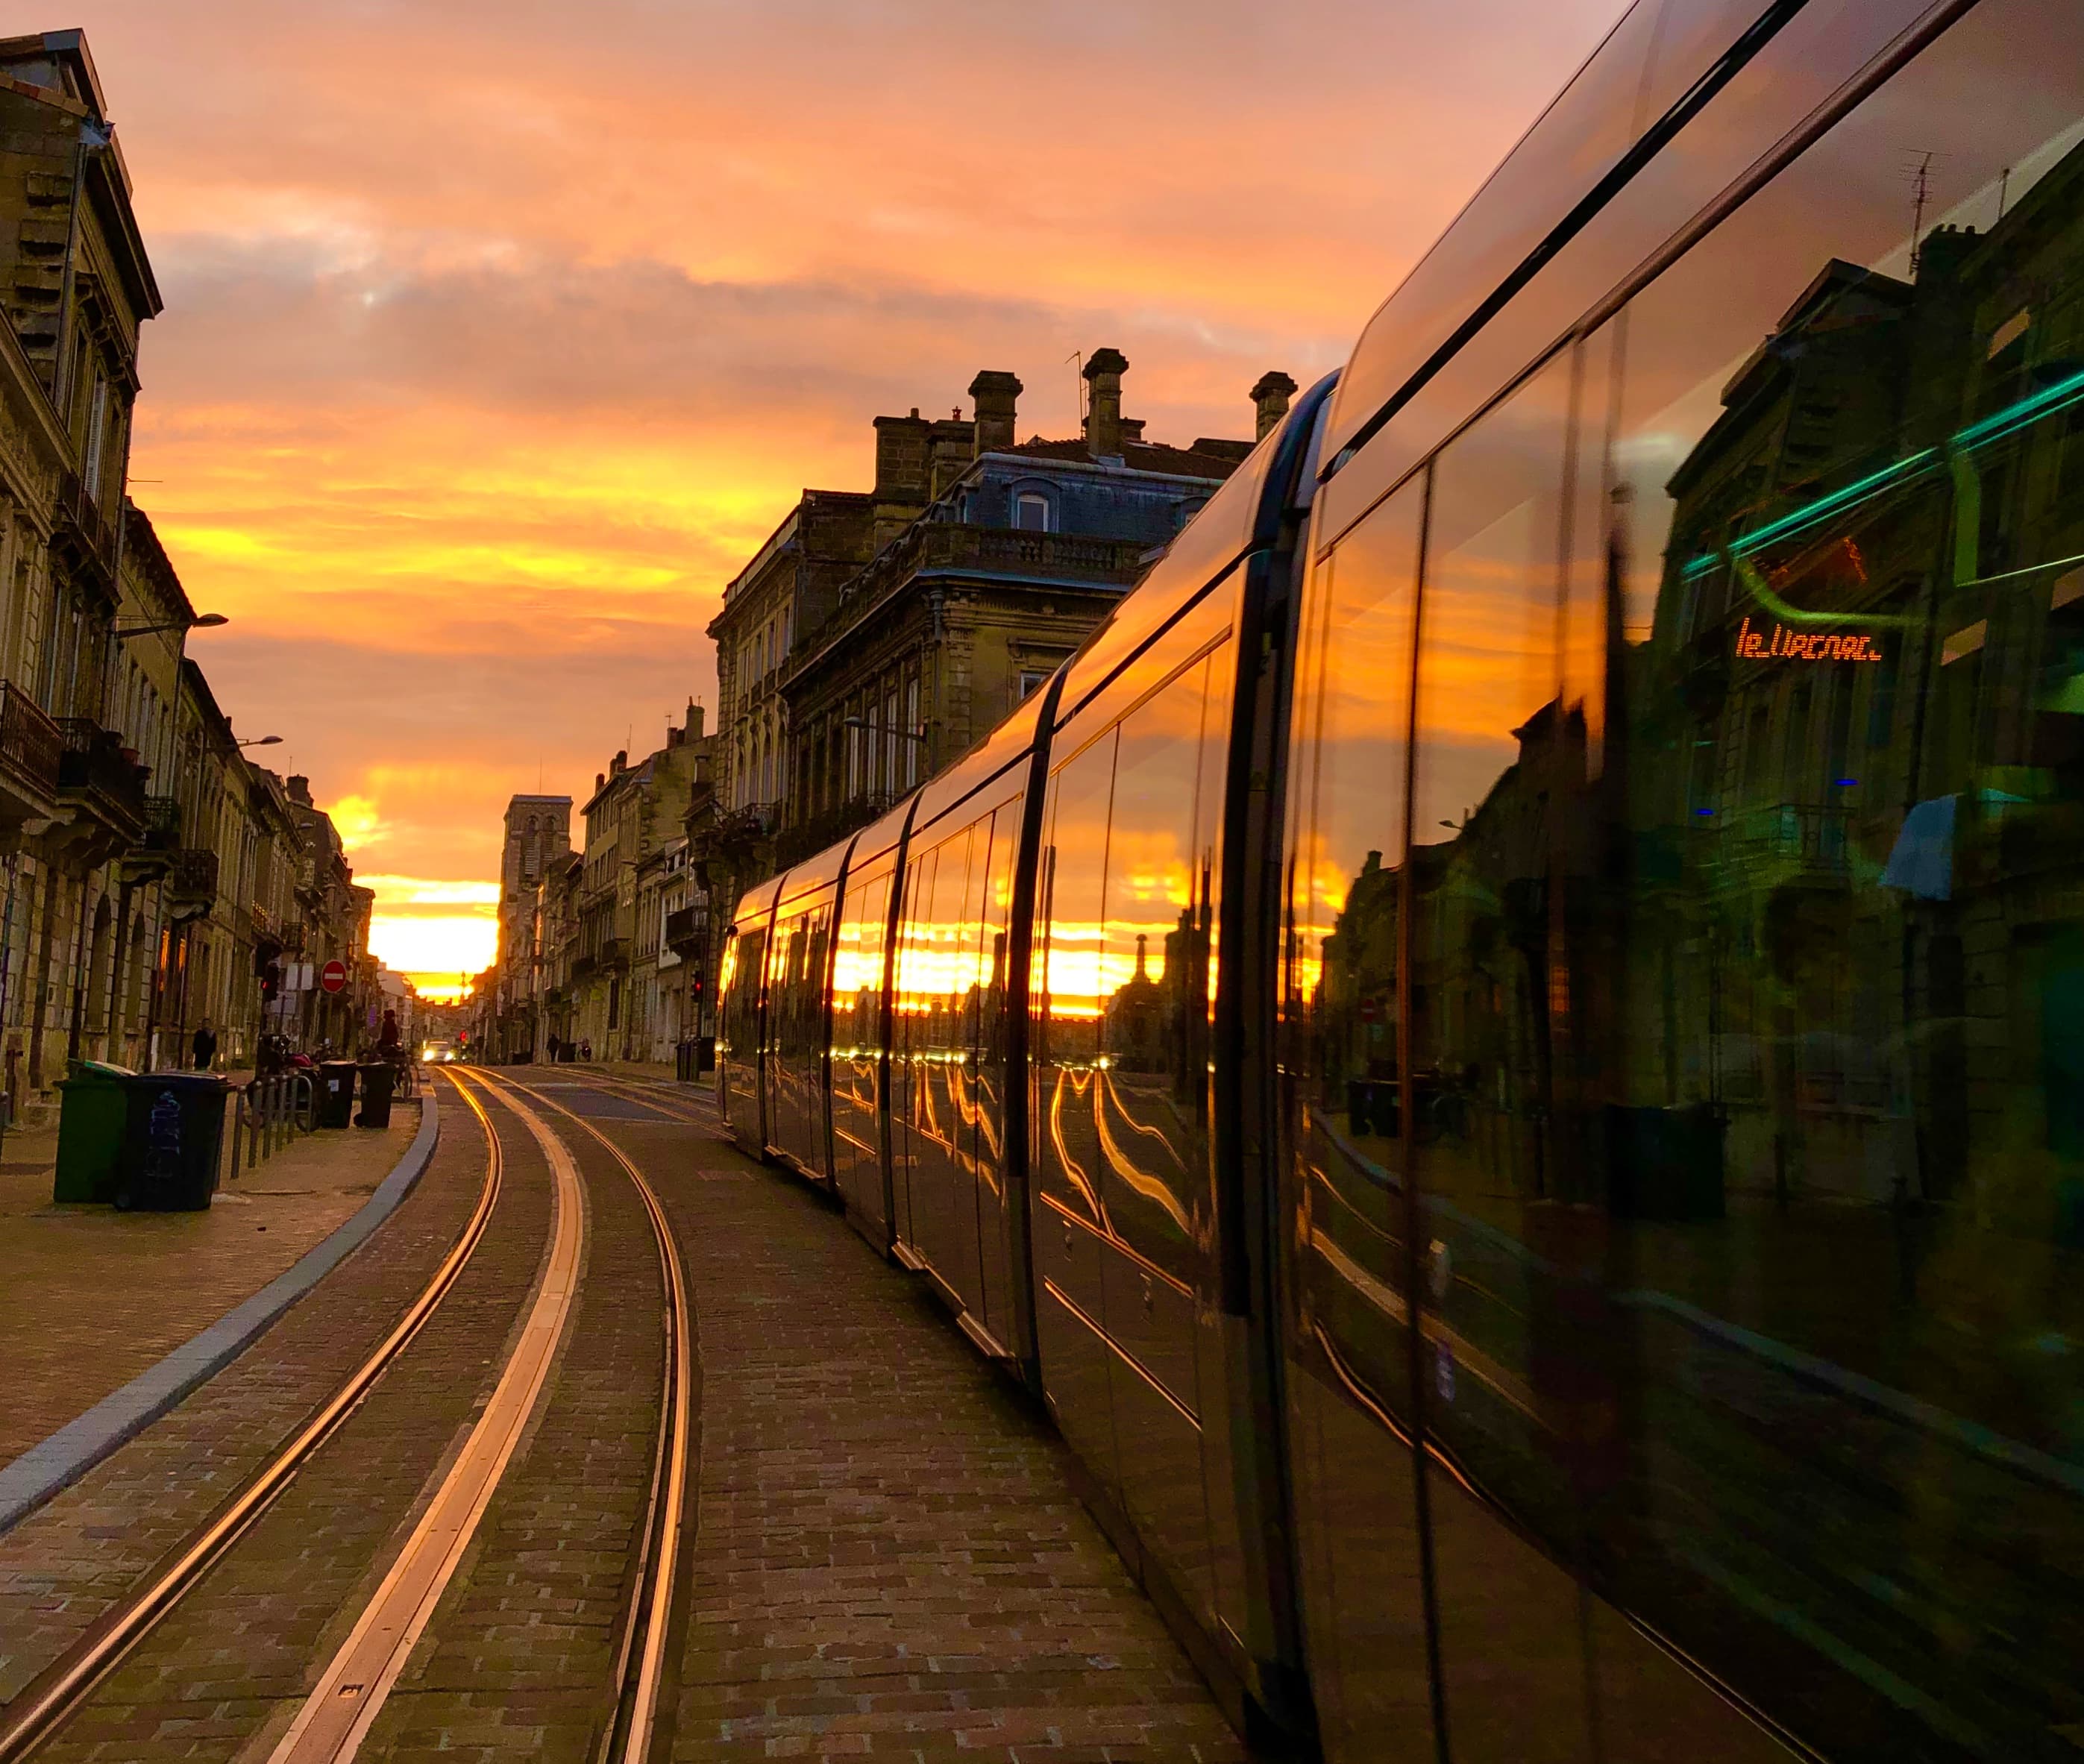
[546, 1034, 562, 1062]
[378, 1008, 401, 1054]
[191, 1020, 217, 1071]
[580, 1038, 593, 1062]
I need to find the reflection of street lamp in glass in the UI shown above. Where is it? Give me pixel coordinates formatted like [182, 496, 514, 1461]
[115, 611, 228, 640]
[237, 735, 283, 749]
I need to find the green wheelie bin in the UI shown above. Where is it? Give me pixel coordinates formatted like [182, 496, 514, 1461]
[52, 1061, 137, 1203]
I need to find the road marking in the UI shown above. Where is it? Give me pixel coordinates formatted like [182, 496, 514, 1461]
[265, 1072, 585, 1764]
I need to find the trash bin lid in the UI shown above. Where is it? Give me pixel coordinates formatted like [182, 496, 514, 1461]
[59, 1061, 136, 1087]
[126, 1071, 228, 1091]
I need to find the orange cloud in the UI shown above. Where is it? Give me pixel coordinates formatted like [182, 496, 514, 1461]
[60, 0, 1622, 909]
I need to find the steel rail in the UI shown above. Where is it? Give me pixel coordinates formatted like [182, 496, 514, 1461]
[480, 1068, 695, 1764]
[264, 1068, 586, 1763]
[547, 1067, 718, 1127]
[0, 1070, 498, 1764]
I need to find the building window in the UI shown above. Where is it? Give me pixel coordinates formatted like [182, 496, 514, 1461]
[1017, 668, 1050, 704]
[904, 679, 920, 787]
[1014, 492, 1052, 533]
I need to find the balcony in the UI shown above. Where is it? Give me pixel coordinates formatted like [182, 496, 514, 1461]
[119, 794, 182, 881]
[838, 522, 1149, 626]
[56, 718, 148, 850]
[0, 681, 61, 825]
[167, 847, 219, 917]
[53, 465, 119, 577]
[665, 905, 709, 958]
[1710, 803, 1854, 885]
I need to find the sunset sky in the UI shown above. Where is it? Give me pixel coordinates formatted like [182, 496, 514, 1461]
[72, 0, 1623, 999]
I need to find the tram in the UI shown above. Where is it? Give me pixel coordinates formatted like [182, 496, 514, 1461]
[720, 0, 2084, 1755]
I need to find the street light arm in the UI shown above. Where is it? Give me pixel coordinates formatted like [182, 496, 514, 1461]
[114, 612, 229, 640]
[842, 715, 929, 746]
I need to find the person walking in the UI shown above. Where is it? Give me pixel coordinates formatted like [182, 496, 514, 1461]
[191, 1020, 217, 1071]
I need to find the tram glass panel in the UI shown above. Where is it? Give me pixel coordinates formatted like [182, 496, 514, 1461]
[779, 888, 835, 1177]
[1578, 2, 2084, 1754]
[891, 841, 940, 1250]
[830, 859, 894, 1230]
[718, 923, 765, 1144]
[970, 795, 1023, 1351]
[908, 820, 985, 1311]
[1320, 0, 1991, 547]
[1406, 346, 1619, 1762]
[1281, 479, 1431, 1764]
[1032, 726, 1121, 1495]
[1091, 647, 1234, 1622]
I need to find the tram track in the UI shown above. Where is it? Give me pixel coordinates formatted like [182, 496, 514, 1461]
[1, 1067, 699, 1764]
[0, 1072, 506, 1764]
[472, 1069, 694, 1764]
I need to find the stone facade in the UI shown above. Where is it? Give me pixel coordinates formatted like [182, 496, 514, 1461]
[0, 33, 389, 1106]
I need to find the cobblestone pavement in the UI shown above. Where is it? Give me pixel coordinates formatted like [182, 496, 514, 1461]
[0, 1095, 468, 1704]
[20, 1080, 555, 1763]
[571, 1087, 1245, 1764]
[356, 1077, 667, 1763]
[0, 1102, 425, 1466]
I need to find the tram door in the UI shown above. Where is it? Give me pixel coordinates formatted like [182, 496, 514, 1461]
[718, 923, 766, 1149]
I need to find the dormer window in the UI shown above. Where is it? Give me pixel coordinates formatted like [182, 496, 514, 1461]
[1014, 492, 1052, 533]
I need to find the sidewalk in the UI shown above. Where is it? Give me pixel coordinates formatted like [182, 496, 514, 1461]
[0, 1100, 424, 1469]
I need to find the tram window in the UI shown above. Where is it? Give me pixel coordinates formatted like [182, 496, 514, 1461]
[1094, 653, 1227, 1284]
[1570, 1, 2084, 1753]
[1035, 730, 1118, 1227]
[1288, 477, 1422, 1393]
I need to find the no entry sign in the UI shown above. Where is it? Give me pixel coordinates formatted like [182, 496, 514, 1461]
[320, 958, 348, 994]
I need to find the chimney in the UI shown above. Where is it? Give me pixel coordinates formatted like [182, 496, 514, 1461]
[929, 412, 975, 498]
[1251, 371, 1299, 442]
[286, 774, 312, 805]
[873, 409, 935, 546]
[1082, 348, 1128, 460]
[685, 698, 704, 741]
[873, 410, 933, 504]
[968, 370, 1023, 456]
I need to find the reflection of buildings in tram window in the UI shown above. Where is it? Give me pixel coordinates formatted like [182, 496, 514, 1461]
[1635, 132, 2084, 1211]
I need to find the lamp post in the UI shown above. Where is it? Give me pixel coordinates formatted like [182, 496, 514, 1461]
[114, 611, 228, 641]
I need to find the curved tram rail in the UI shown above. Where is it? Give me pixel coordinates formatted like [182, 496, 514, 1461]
[476, 1069, 695, 1764]
[0, 1072, 503, 1763]
[0, 1067, 697, 1764]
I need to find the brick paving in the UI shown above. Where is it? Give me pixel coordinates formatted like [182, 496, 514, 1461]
[0, 1102, 425, 1467]
[0, 1093, 468, 1706]
[616, 1103, 1246, 1763]
[357, 1082, 667, 1763]
[17, 1082, 556, 1763]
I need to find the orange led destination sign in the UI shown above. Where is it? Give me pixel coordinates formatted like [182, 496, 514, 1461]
[1735, 615, 1883, 662]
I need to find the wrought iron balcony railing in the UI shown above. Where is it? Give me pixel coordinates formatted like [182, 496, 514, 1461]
[56, 718, 148, 832]
[0, 681, 61, 801]
[169, 847, 219, 901]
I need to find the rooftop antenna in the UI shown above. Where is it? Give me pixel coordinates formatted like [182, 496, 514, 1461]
[1904, 150, 1939, 274]
[1996, 165, 2012, 223]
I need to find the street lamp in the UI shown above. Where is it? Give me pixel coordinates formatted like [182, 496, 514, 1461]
[237, 735, 283, 749]
[114, 612, 229, 640]
[842, 715, 927, 746]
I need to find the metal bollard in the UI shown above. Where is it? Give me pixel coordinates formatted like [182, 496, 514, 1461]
[244, 1083, 259, 1170]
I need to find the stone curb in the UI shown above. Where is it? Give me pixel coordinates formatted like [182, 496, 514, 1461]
[0, 1088, 443, 1536]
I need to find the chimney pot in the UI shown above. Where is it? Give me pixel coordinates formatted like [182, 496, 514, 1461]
[1251, 370, 1299, 442]
[1082, 347, 1129, 460]
[967, 369, 1023, 456]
